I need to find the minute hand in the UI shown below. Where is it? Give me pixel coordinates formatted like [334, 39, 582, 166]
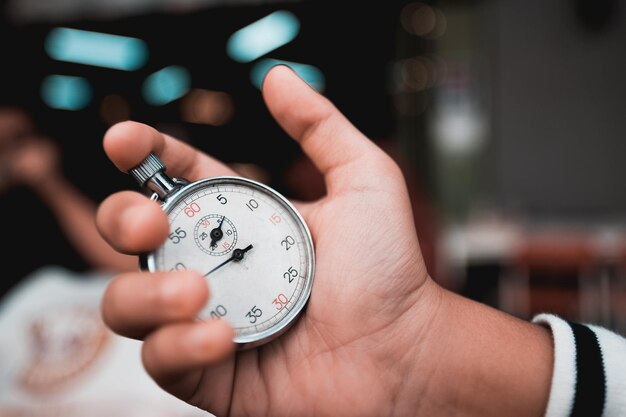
[204, 244, 253, 277]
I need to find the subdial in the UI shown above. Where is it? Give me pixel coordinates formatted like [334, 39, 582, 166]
[194, 214, 238, 256]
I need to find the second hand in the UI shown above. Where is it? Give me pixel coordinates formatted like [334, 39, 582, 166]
[204, 244, 253, 277]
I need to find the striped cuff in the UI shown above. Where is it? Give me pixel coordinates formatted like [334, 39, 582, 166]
[532, 314, 607, 417]
[533, 314, 626, 417]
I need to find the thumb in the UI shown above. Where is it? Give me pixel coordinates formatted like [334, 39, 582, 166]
[261, 65, 393, 194]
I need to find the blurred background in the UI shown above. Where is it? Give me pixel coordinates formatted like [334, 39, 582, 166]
[1, 0, 625, 334]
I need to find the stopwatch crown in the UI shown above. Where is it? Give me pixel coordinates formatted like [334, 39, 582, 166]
[129, 152, 166, 186]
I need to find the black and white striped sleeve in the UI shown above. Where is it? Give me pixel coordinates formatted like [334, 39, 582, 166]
[532, 314, 626, 417]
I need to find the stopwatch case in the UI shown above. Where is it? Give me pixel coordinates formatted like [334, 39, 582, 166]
[138, 176, 315, 350]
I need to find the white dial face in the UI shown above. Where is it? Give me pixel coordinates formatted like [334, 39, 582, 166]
[147, 177, 314, 347]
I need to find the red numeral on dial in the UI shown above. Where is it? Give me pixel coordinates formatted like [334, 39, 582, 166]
[272, 293, 289, 310]
[184, 202, 201, 217]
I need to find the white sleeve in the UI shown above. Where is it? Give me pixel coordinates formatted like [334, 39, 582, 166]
[532, 314, 626, 417]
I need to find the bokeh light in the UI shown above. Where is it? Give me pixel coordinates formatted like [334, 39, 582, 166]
[226, 11, 300, 63]
[100, 94, 131, 126]
[45, 27, 148, 71]
[40, 75, 92, 111]
[393, 56, 441, 92]
[400, 2, 447, 39]
[142, 66, 191, 106]
[180, 89, 234, 126]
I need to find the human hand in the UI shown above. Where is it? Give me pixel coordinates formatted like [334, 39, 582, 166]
[97, 66, 435, 416]
[0, 107, 42, 192]
[97, 66, 552, 417]
[9, 136, 61, 189]
[0, 136, 61, 193]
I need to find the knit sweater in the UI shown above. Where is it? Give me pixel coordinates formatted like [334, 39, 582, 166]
[533, 314, 626, 417]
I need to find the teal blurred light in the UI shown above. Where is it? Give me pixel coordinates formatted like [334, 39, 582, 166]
[41, 75, 92, 110]
[227, 11, 300, 63]
[250, 59, 325, 92]
[142, 66, 191, 106]
[45, 27, 148, 71]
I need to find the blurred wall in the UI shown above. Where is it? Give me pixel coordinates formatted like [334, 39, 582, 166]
[0, 1, 405, 296]
[493, 0, 626, 223]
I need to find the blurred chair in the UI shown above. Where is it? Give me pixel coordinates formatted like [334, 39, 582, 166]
[499, 231, 602, 323]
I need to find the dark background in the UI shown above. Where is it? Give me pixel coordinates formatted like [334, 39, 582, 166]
[0, 1, 403, 295]
[1, 0, 625, 330]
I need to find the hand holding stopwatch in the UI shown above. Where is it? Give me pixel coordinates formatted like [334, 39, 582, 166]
[129, 153, 315, 350]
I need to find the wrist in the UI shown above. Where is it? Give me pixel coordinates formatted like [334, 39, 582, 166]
[405, 289, 553, 417]
[384, 277, 447, 417]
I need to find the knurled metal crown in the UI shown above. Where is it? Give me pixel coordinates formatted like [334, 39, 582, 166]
[128, 152, 165, 186]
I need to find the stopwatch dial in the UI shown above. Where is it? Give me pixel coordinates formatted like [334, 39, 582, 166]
[194, 214, 237, 256]
[150, 178, 314, 346]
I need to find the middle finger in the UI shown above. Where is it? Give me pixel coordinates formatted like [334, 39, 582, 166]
[101, 270, 209, 340]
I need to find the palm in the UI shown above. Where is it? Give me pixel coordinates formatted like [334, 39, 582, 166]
[172, 176, 427, 416]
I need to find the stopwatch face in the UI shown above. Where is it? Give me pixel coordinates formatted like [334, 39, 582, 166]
[143, 176, 315, 349]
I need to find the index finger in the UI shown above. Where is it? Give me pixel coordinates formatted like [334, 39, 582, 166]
[103, 121, 238, 181]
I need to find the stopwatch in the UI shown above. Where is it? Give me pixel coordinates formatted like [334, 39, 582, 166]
[128, 153, 315, 349]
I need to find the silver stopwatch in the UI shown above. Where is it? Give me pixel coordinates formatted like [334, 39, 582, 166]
[129, 153, 315, 349]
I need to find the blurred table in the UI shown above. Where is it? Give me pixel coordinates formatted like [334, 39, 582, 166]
[442, 216, 626, 328]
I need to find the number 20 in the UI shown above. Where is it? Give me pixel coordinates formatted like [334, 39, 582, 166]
[281, 235, 295, 250]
